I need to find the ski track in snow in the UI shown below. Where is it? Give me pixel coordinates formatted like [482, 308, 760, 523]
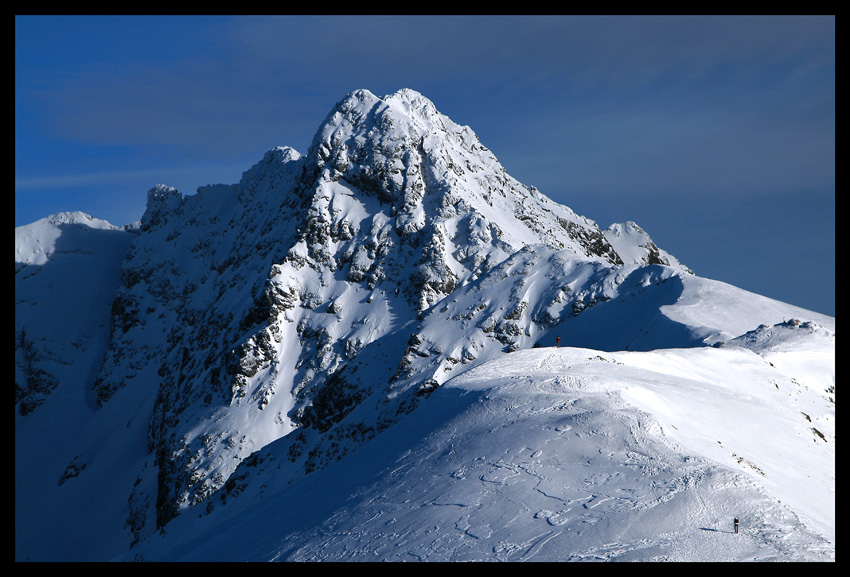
[135, 345, 833, 562]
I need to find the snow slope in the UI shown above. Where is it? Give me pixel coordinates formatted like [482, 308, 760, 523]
[15, 211, 137, 414]
[124, 331, 834, 561]
[15, 213, 140, 560]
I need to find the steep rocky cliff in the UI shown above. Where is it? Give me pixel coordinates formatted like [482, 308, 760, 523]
[17, 89, 755, 557]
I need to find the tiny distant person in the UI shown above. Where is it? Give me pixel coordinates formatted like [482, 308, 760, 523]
[734, 517, 739, 534]
[556, 336, 560, 348]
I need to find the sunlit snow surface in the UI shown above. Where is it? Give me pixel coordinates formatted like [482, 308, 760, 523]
[130, 335, 834, 561]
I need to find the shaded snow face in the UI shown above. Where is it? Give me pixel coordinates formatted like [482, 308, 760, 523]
[15, 214, 136, 415]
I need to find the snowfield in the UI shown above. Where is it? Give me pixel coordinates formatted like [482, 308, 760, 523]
[126, 336, 834, 561]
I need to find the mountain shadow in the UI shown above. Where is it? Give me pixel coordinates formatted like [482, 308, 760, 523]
[15, 221, 136, 415]
[551, 266, 702, 352]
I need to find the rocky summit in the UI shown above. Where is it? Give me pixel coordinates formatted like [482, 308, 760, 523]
[15, 89, 834, 561]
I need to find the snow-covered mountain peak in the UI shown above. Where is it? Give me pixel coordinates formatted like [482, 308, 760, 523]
[726, 318, 834, 353]
[604, 220, 691, 271]
[45, 210, 97, 226]
[307, 87, 492, 207]
[15, 88, 834, 562]
[28, 210, 123, 231]
[314, 88, 445, 152]
[15, 211, 131, 267]
[298, 88, 634, 312]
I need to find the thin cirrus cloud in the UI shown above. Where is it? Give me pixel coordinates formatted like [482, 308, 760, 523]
[22, 16, 834, 173]
[14, 163, 244, 192]
[16, 15, 834, 220]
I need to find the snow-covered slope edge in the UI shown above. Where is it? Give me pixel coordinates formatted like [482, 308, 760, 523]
[15, 212, 138, 414]
[548, 264, 834, 353]
[15, 213, 141, 560]
[123, 331, 834, 561]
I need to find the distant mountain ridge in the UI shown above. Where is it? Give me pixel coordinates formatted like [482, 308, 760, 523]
[15, 89, 834, 561]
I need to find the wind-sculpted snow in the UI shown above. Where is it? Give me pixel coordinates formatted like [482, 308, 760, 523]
[15, 89, 834, 561]
[124, 346, 833, 561]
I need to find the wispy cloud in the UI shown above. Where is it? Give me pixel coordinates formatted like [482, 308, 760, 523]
[16, 170, 166, 191]
[15, 162, 248, 194]
[24, 16, 834, 158]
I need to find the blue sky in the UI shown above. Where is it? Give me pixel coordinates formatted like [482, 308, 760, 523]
[15, 15, 834, 316]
